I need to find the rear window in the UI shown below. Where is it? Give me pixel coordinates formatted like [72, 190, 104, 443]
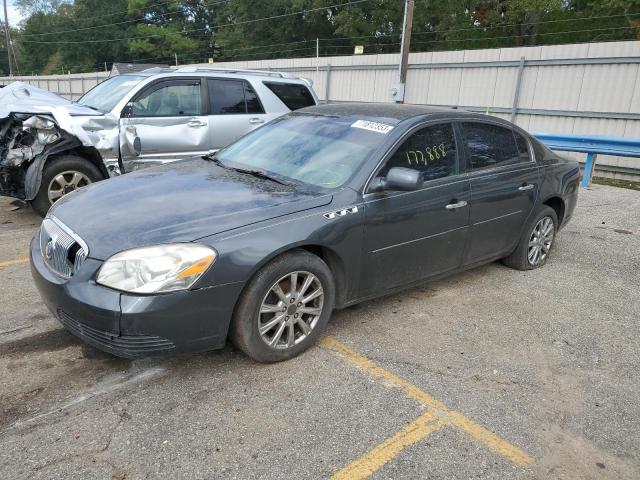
[264, 82, 315, 110]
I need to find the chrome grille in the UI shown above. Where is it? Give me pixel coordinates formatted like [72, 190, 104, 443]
[39, 217, 88, 278]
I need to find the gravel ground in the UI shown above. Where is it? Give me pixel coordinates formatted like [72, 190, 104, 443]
[0, 184, 638, 480]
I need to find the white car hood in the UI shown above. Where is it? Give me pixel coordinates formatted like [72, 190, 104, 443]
[0, 81, 120, 150]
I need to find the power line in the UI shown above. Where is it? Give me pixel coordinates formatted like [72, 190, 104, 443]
[316, 12, 639, 44]
[410, 25, 637, 47]
[19, 0, 372, 44]
[19, 0, 231, 37]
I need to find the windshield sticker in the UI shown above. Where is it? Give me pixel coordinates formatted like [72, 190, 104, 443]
[351, 119, 394, 134]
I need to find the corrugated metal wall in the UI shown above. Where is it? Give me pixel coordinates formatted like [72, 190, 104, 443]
[0, 71, 110, 101]
[210, 40, 640, 178]
[1, 41, 638, 177]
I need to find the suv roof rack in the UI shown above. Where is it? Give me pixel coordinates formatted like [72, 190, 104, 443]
[173, 66, 292, 78]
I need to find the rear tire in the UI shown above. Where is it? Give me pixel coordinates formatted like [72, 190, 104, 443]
[30, 155, 103, 217]
[502, 205, 558, 271]
[229, 250, 335, 363]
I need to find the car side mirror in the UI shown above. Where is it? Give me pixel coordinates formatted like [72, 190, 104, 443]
[369, 167, 423, 193]
[121, 102, 134, 118]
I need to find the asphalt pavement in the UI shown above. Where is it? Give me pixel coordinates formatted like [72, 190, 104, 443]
[0, 185, 638, 479]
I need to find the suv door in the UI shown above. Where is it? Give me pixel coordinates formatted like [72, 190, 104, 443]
[206, 78, 271, 150]
[360, 122, 471, 297]
[459, 121, 539, 264]
[119, 78, 208, 172]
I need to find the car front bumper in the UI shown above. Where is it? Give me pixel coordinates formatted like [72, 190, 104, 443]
[30, 235, 244, 358]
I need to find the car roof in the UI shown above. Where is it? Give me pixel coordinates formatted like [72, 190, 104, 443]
[126, 66, 310, 84]
[296, 102, 510, 127]
[296, 103, 459, 122]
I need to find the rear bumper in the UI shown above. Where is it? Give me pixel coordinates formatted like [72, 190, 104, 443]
[30, 235, 244, 358]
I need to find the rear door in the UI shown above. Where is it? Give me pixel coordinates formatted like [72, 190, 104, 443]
[459, 121, 539, 264]
[206, 78, 271, 150]
[360, 122, 471, 297]
[119, 78, 209, 172]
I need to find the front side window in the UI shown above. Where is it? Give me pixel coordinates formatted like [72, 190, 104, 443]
[378, 123, 458, 182]
[131, 82, 201, 117]
[208, 79, 265, 114]
[461, 122, 521, 170]
[263, 82, 315, 110]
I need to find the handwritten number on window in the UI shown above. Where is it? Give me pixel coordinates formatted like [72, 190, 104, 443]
[405, 143, 446, 166]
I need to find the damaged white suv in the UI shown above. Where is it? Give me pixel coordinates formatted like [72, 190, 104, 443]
[0, 67, 318, 216]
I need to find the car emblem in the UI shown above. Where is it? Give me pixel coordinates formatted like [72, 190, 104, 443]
[45, 235, 56, 260]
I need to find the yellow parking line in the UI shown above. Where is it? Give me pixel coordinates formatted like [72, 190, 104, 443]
[321, 336, 533, 471]
[331, 412, 448, 480]
[0, 257, 29, 268]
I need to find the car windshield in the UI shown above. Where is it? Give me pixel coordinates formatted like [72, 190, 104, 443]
[215, 114, 392, 189]
[77, 75, 145, 113]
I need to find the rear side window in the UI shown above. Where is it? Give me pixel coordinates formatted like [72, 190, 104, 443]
[460, 122, 521, 170]
[264, 82, 315, 110]
[208, 79, 265, 114]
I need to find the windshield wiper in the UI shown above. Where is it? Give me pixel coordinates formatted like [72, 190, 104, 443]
[204, 154, 226, 166]
[232, 167, 290, 186]
[78, 103, 101, 112]
[204, 155, 290, 186]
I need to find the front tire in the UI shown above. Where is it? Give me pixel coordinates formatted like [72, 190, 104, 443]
[230, 250, 335, 363]
[503, 205, 558, 271]
[30, 155, 103, 217]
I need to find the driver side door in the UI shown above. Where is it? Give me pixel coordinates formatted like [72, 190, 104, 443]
[119, 78, 210, 172]
[360, 122, 471, 298]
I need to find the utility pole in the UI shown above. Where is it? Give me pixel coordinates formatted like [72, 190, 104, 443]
[393, 0, 414, 103]
[3, 0, 13, 76]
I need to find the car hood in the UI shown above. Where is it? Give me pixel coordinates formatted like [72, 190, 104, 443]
[50, 158, 333, 260]
[0, 81, 120, 152]
[0, 81, 98, 116]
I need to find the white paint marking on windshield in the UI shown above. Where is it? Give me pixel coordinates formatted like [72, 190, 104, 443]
[351, 119, 394, 134]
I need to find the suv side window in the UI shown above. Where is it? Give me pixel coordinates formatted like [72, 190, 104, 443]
[208, 79, 265, 114]
[460, 122, 521, 170]
[131, 81, 201, 117]
[378, 123, 458, 182]
[263, 82, 315, 110]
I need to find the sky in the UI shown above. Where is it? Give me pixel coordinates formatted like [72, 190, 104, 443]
[4, 0, 26, 26]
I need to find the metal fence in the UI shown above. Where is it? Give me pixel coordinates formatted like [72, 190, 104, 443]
[0, 71, 109, 101]
[1, 41, 639, 179]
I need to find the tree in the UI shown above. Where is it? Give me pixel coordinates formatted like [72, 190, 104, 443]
[9, 0, 640, 74]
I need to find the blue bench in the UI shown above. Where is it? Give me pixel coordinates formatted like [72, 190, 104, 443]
[532, 133, 640, 188]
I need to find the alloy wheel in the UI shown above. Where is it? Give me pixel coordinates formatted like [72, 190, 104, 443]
[258, 271, 324, 350]
[528, 216, 555, 266]
[48, 170, 91, 204]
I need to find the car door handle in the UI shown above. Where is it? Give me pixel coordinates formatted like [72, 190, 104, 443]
[249, 118, 265, 125]
[518, 184, 535, 191]
[188, 119, 207, 127]
[445, 200, 468, 210]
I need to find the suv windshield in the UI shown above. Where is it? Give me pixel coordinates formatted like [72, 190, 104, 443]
[216, 114, 391, 189]
[77, 75, 145, 113]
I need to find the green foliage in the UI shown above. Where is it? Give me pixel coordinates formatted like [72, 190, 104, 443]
[8, 0, 640, 75]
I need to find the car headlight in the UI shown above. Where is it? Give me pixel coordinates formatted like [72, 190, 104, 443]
[96, 244, 216, 294]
